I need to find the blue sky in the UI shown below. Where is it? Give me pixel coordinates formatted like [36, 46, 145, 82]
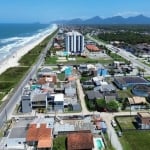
[0, 0, 150, 23]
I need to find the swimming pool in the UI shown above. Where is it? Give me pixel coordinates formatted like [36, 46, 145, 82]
[93, 138, 105, 150]
[96, 139, 103, 149]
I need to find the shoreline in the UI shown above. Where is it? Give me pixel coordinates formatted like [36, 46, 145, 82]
[0, 24, 57, 75]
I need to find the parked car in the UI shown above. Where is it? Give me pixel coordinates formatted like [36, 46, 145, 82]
[111, 119, 117, 127]
[117, 131, 122, 137]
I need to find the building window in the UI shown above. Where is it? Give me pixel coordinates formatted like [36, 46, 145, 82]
[76, 36, 79, 51]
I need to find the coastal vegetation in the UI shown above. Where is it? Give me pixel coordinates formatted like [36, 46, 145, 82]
[96, 25, 150, 33]
[0, 67, 29, 95]
[19, 29, 58, 66]
[97, 31, 150, 44]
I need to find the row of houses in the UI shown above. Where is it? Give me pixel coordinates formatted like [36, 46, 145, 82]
[5, 115, 106, 150]
[21, 66, 81, 113]
[83, 76, 117, 103]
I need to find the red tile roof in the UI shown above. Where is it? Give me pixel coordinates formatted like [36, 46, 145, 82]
[26, 124, 38, 142]
[26, 124, 52, 148]
[68, 76, 75, 81]
[67, 132, 94, 150]
[38, 139, 52, 148]
[86, 44, 100, 52]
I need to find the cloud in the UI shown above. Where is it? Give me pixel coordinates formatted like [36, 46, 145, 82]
[114, 11, 143, 17]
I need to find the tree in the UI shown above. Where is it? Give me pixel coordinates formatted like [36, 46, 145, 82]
[96, 99, 106, 111]
[106, 100, 119, 112]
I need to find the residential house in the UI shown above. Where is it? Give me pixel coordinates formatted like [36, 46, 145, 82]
[128, 96, 148, 110]
[31, 89, 47, 109]
[82, 80, 95, 89]
[21, 88, 32, 113]
[104, 93, 118, 103]
[136, 112, 150, 129]
[21, 95, 32, 113]
[6, 127, 27, 149]
[38, 67, 57, 84]
[51, 94, 64, 111]
[78, 64, 88, 73]
[26, 124, 53, 150]
[65, 86, 76, 97]
[67, 131, 94, 150]
[100, 84, 116, 93]
[86, 90, 103, 103]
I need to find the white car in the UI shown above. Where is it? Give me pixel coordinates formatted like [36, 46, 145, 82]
[111, 119, 117, 127]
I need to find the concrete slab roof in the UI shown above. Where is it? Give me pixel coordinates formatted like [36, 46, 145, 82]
[8, 127, 27, 139]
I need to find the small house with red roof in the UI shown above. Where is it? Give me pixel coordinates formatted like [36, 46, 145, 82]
[67, 131, 94, 150]
[26, 123, 53, 150]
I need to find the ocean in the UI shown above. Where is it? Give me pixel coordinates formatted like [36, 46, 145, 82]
[0, 23, 55, 61]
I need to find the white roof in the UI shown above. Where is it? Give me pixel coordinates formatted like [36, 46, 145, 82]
[93, 76, 104, 82]
[87, 64, 95, 69]
[100, 81, 108, 85]
[51, 94, 64, 102]
[66, 31, 82, 36]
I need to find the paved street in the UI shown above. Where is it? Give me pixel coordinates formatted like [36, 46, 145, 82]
[76, 79, 89, 114]
[87, 34, 150, 74]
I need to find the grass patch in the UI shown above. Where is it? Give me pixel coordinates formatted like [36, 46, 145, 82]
[0, 67, 29, 82]
[116, 116, 136, 130]
[0, 82, 14, 93]
[121, 131, 150, 150]
[119, 136, 132, 150]
[0, 93, 5, 103]
[45, 56, 58, 64]
[75, 56, 113, 64]
[117, 89, 133, 99]
[19, 29, 58, 66]
[80, 76, 91, 83]
[109, 53, 127, 62]
[53, 135, 66, 150]
[57, 72, 65, 81]
[0, 67, 29, 94]
[0, 93, 5, 100]
[103, 133, 116, 150]
[114, 116, 150, 150]
[0, 129, 3, 137]
[19, 49, 41, 66]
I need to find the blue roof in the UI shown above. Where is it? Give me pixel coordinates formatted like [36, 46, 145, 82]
[100, 122, 107, 128]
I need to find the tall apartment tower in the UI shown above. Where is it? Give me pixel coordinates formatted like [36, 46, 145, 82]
[65, 31, 84, 54]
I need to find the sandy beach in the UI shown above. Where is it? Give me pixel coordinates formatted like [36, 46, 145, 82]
[0, 25, 57, 75]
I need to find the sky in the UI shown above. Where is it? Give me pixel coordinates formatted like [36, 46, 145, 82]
[0, 0, 150, 23]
